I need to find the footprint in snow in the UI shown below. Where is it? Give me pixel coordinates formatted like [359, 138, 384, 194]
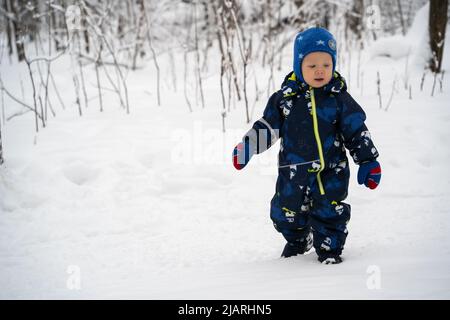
[62, 162, 100, 186]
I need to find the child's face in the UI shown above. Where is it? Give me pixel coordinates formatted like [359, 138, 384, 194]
[301, 52, 333, 88]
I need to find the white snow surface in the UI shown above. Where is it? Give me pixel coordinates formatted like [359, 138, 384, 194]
[1, 14, 450, 299]
[369, 3, 432, 67]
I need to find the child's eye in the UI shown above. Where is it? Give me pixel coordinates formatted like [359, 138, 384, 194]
[309, 65, 316, 68]
[324, 64, 330, 68]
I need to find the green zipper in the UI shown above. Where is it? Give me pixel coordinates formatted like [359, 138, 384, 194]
[310, 88, 325, 195]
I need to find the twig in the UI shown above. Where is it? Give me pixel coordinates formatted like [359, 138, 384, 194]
[376, 71, 382, 109]
[76, 31, 89, 109]
[38, 95, 46, 128]
[183, 46, 193, 112]
[229, 3, 250, 122]
[0, 79, 43, 121]
[68, 35, 83, 117]
[220, 57, 226, 132]
[45, 7, 53, 122]
[385, 76, 397, 111]
[95, 43, 104, 112]
[23, 43, 42, 132]
[6, 108, 32, 121]
[77, 52, 141, 69]
[143, 2, 161, 106]
[101, 62, 127, 109]
[420, 71, 426, 91]
[431, 72, 438, 97]
[194, 2, 205, 109]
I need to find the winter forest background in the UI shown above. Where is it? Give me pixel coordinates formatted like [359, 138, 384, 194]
[0, 0, 449, 299]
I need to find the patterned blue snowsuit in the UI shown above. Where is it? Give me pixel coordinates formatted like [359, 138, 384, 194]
[243, 72, 379, 258]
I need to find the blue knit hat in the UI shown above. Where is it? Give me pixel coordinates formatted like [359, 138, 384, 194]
[293, 27, 337, 83]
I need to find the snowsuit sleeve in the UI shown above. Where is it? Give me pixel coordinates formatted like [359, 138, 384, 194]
[337, 91, 379, 164]
[241, 90, 284, 155]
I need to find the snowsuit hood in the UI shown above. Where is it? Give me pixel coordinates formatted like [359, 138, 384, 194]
[293, 27, 337, 83]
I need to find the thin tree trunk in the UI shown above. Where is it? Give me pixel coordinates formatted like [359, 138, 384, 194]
[24, 54, 42, 131]
[0, 118, 3, 165]
[95, 44, 103, 112]
[9, 0, 25, 61]
[4, 0, 13, 56]
[376, 71, 382, 109]
[81, 1, 90, 54]
[194, 2, 205, 109]
[132, 0, 145, 71]
[76, 32, 89, 109]
[429, 0, 448, 73]
[396, 0, 406, 36]
[346, 0, 364, 40]
[44, 2, 52, 121]
[142, 1, 161, 106]
[219, 56, 226, 132]
[6, 0, 25, 61]
[212, 1, 227, 130]
[183, 49, 193, 112]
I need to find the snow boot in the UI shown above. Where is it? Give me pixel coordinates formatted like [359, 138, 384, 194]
[281, 233, 313, 258]
[318, 254, 343, 265]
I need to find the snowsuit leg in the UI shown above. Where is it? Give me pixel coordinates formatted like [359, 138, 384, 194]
[270, 166, 312, 243]
[270, 160, 352, 258]
[308, 164, 351, 257]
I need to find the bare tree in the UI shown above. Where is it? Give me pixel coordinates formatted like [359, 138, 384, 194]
[23, 46, 42, 131]
[132, 0, 145, 71]
[4, 0, 25, 61]
[346, 0, 364, 41]
[396, 0, 406, 36]
[194, 1, 205, 109]
[228, 2, 251, 123]
[429, 0, 448, 73]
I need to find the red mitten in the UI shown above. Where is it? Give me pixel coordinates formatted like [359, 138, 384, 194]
[357, 161, 381, 189]
[232, 142, 252, 170]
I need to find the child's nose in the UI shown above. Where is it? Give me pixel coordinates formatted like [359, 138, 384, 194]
[315, 69, 324, 76]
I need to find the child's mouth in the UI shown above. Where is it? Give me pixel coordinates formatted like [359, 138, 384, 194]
[314, 78, 324, 82]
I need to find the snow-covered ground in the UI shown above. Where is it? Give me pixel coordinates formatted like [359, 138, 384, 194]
[1, 8, 450, 299]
